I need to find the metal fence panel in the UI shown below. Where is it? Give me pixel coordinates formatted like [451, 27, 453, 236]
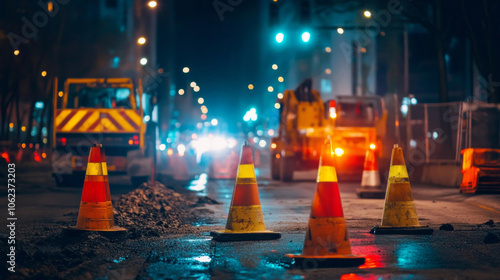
[406, 102, 500, 163]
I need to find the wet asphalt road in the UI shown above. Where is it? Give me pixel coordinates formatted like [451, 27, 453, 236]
[142, 168, 500, 280]
[2, 160, 500, 279]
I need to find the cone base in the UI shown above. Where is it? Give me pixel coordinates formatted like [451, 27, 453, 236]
[210, 230, 281, 242]
[356, 188, 385, 199]
[63, 226, 127, 239]
[286, 254, 365, 268]
[370, 225, 433, 235]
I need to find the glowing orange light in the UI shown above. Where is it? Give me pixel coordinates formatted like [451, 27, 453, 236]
[21, 143, 26, 149]
[329, 100, 337, 119]
[275, 154, 280, 159]
[271, 143, 277, 149]
[167, 148, 174, 156]
[42, 153, 47, 159]
[340, 273, 361, 280]
[1, 152, 10, 163]
[147, 1, 157, 8]
[128, 139, 133, 145]
[369, 143, 376, 150]
[334, 147, 344, 157]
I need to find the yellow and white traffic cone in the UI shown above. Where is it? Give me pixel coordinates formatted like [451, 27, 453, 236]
[371, 144, 433, 235]
[210, 142, 281, 241]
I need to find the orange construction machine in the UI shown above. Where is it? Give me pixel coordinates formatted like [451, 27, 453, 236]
[460, 148, 500, 193]
[51, 78, 151, 186]
[270, 79, 387, 181]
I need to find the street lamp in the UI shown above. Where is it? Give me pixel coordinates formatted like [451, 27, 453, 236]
[275, 32, 284, 43]
[337, 28, 344, 34]
[272, 64, 278, 70]
[147, 1, 157, 8]
[301, 31, 311, 42]
[140, 58, 148, 65]
[363, 10, 372, 18]
[201, 105, 208, 114]
[137, 37, 146, 45]
[183, 67, 190, 73]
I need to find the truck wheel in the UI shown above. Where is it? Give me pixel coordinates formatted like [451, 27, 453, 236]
[280, 156, 294, 182]
[271, 155, 280, 180]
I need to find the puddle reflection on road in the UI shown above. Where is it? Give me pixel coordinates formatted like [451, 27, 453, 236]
[188, 173, 208, 193]
[146, 236, 437, 279]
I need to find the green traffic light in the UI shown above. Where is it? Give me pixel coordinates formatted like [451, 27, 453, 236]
[276, 32, 284, 43]
[301, 32, 310, 42]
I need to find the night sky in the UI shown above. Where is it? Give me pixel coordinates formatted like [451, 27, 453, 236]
[158, 0, 263, 124]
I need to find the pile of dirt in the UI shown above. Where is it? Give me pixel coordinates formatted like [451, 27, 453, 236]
[0, 182, 220, 279]
[113, 181, 217, 237]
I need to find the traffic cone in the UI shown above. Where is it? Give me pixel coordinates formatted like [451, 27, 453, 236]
[210, 142, 281, 241]
[286, 139, 365, 268]
[356, 149, 385, 198]
[370, 144, 433, 235]
[65, 145, 126, 236]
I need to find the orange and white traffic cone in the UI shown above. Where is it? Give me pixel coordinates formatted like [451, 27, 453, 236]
[65, 145, 126, 236]
[286, 139, 365, 268]
[371, 144, 433, 235]
[356, 148, 385, 198]
[210, 142, 281, 241]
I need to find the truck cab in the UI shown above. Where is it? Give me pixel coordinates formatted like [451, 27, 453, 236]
[270, 81, 387, 182]
[52, 78, 150, 186]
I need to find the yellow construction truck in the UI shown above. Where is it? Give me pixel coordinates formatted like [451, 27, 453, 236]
[51, 78, 151, 186]
[270, 80, 388, 181]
